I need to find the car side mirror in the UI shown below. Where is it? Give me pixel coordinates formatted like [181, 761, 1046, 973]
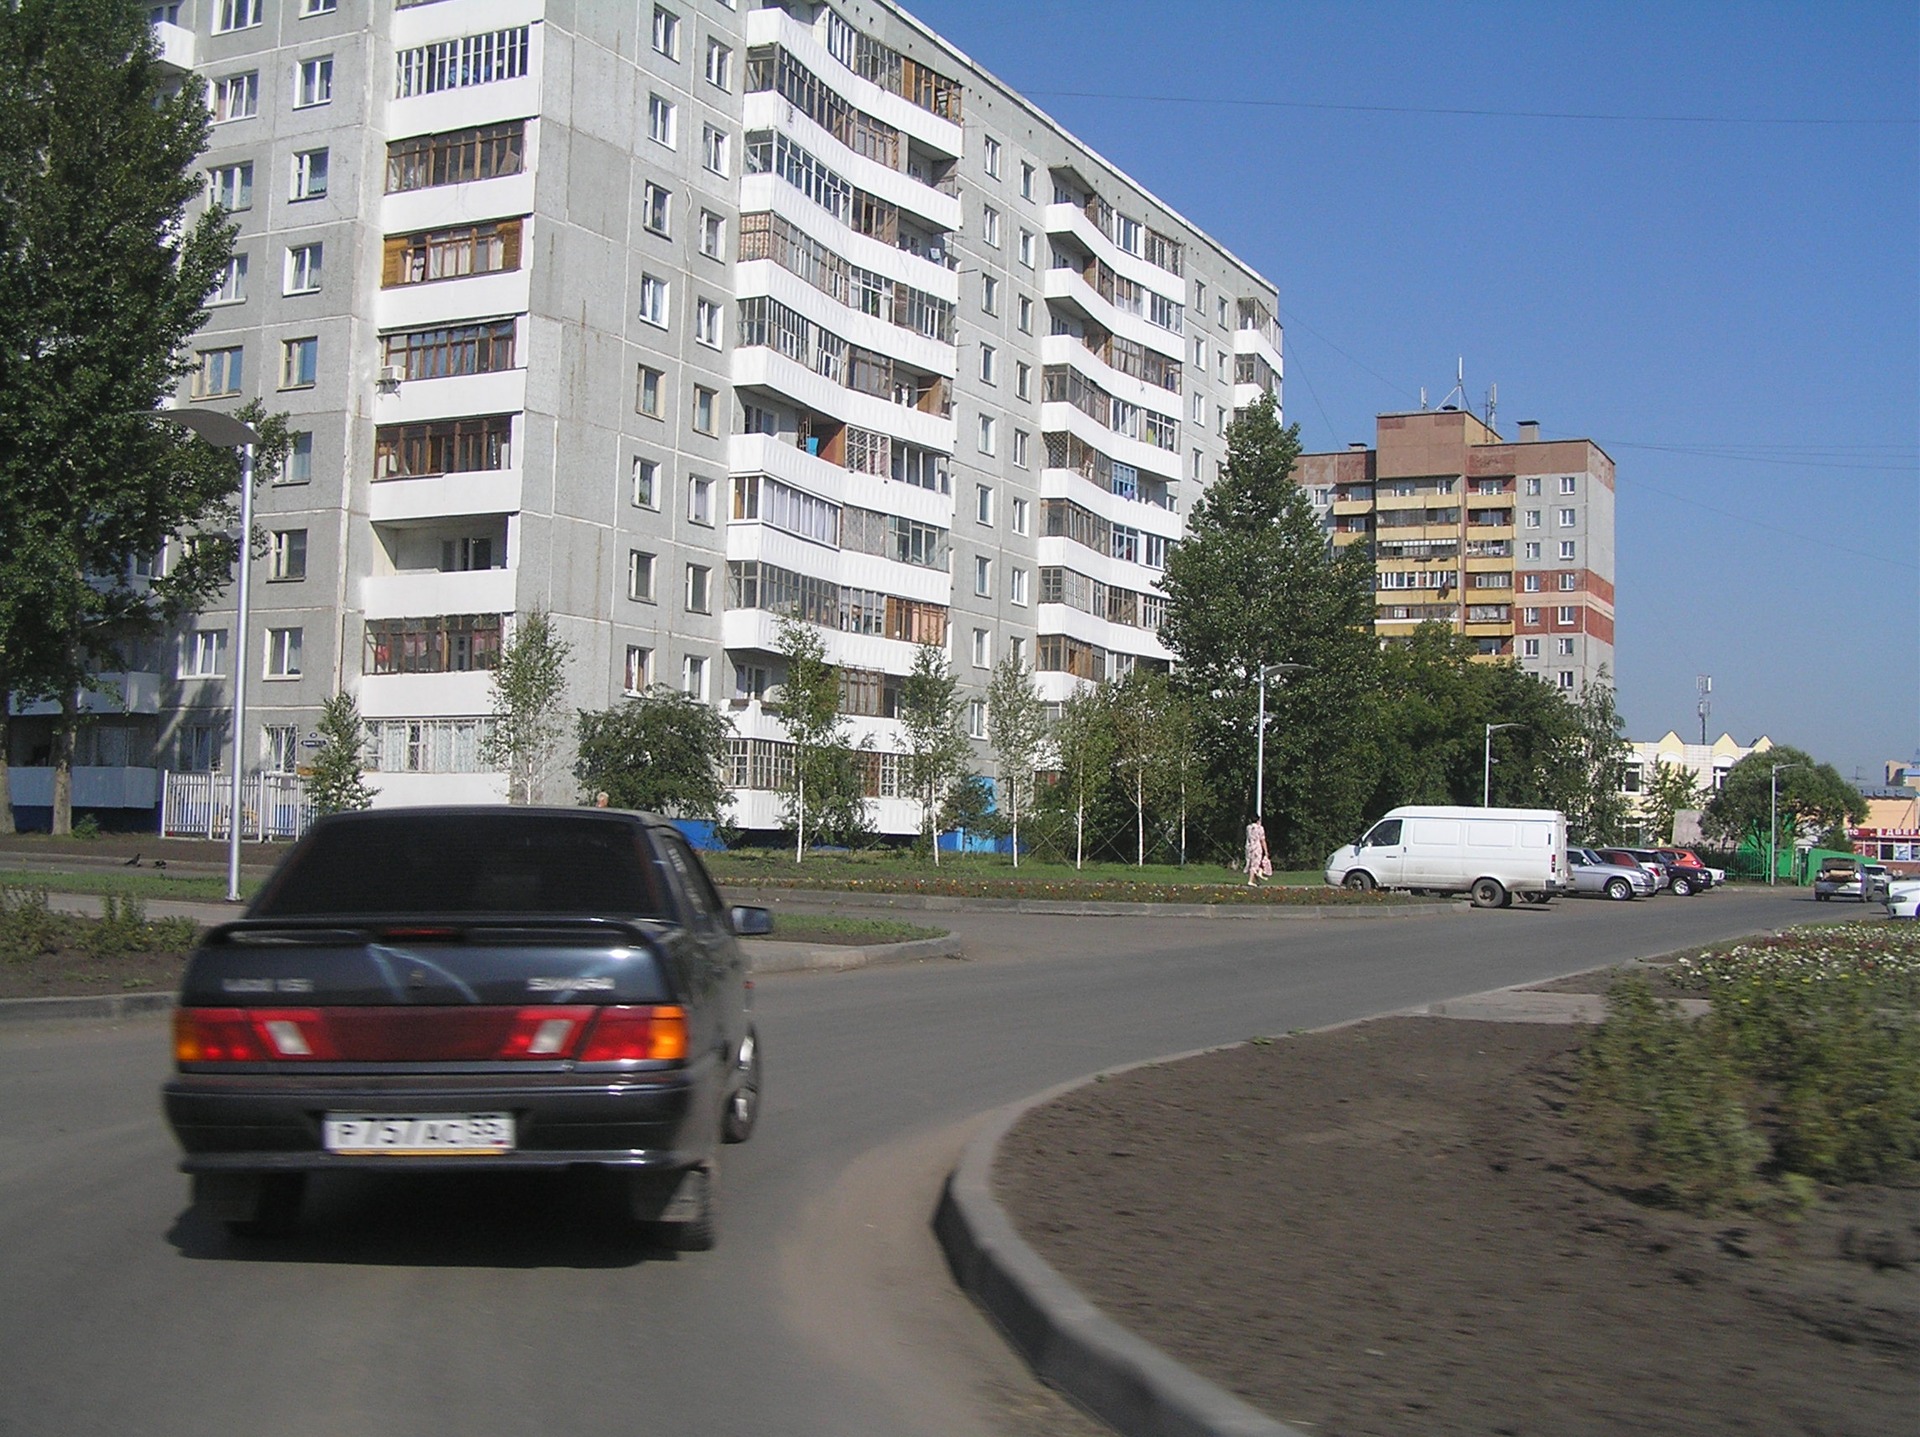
[729, 905, 772, 937]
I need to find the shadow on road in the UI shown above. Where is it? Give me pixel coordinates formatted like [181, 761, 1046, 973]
[165, 1168, 679, 1269]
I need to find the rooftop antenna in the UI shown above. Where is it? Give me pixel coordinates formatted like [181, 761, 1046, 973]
[1696, 675, 1712, 745]
[1484, 382, 1498, 430]
[1437, 357, 1467, 411]
[1419, 385, 1428, 411]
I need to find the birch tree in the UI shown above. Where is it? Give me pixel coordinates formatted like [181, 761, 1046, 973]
[986, 653, 1046, 867]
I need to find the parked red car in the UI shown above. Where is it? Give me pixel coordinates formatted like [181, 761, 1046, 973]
[1655, 848, 1716, 891]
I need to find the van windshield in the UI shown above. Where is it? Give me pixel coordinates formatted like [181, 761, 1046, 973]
[1363, 819, 1402, 847]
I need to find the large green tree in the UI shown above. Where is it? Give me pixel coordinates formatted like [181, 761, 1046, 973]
[574, 688, 733, 820]
[1642, 758, 1703, 845]
[303, 691, 376, 817]
[774, 616, 871, 858]
[0, 1, 266, 833]
[985, 652, 1046, 866]
[1703, 746, 1864, 861]
[1045, 683, 1118, 869]
[897, 644, 969, 861]
[1158, 395, 1383, 865]
[482, 610, 574, 804]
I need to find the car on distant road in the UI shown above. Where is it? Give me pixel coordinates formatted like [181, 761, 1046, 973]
[1654, 847, 1717, 891]
[1619, 847, 1708, 896]
[1567, 847, 1658, 900]
[1812, 857, 1881, 902]
[163, 807, 766, 1249]
[1594, 847, 1675, 894]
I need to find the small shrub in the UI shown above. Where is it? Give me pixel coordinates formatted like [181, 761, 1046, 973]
[0, 886, 67, 961]
[72, 815, 102, 839]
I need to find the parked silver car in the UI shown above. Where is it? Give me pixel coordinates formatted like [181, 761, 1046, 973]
[1568, 847, 1658, 900]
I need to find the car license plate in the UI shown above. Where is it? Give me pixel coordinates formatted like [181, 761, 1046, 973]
[323, 1113, 515, 1155]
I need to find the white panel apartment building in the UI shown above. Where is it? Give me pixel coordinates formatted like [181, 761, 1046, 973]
[133, 0, 1280, 834]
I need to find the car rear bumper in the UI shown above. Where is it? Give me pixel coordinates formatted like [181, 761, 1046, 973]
[163, 1067, 713, 1174]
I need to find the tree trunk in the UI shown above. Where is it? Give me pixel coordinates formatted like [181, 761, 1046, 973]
[1135, 770, 1144, 867]
[0, 652, 15, 836]
[795, 770, 805, 863]
[929, 784, 941, 865]
[1009, 793, 1020, 869]
[1179, 773, 1187, 867]
[1074, 788, 1085, 870]
[51, 689, 78, 836]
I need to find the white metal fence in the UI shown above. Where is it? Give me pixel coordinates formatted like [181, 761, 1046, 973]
[161, 771, 314, 841]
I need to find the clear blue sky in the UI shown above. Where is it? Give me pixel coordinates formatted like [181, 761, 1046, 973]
[906, 0, 1920, 789]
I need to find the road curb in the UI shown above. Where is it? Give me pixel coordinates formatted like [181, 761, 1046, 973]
[936, 1048, 1310, 1437]
[730, 887, 1467, 921]
[0, 991, 179, 1024]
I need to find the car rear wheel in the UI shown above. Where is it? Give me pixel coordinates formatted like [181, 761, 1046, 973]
[1342, 870, 1375, 893]
[722, 1028, 761, 1144]
[1469, 877, 1507, 909]
[1670, 875, 1695, 897]
[1604, 877, 1632, 901]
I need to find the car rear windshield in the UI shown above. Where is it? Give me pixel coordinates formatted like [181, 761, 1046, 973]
[254, 813, 666, 918]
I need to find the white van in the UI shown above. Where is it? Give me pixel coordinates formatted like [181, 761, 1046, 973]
[1325, 805, 1569, 908]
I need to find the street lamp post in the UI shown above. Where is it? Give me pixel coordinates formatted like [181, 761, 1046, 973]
[1769, 762, 1804, 887]
[148, 408, 260, 903]
[1254, 662, 1303, 821]
[1483, 722, 1523, 807]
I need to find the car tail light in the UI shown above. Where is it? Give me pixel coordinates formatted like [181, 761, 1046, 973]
[496, 1006, 596, 1058]
[578, 1005, 688, 1062]
[174, 1008, 337, 1062]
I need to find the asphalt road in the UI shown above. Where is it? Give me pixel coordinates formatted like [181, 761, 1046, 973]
[0, 887, 1815, 1437]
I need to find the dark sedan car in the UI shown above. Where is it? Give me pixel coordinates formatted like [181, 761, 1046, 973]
[163, 807, 765, 1249]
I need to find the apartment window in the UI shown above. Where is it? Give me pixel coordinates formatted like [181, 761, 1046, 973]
[977, 415, 996, 455]
[982, 137, 1001, 178]
[1557, 637, 1576, 656]
[385, 121, 526, 192]
[1525, 477, 1542, 495]
[1558, 507, 1577, 527]
[1018, 229, 1034, 267]
[182, 629, 226, 679]
[1522, 638, 1539, 657]
[301, 0, 337, 13]
[641, 98, 675, 155]
[624, 646, 653, 695]
[1559, 540, 1577, 560]
[693, 386, 718, 435]
[265, 627, 303, 679]
[1558, 671, 1576, 691]
[1012, 429, 1029, 469]
[628, 550, 656, 602]
[695, 296, 722, 347]
[280, 337, 318, 389]
[291, 148, 329, 200]
[214, 0, 261, 34]
[374, 415, 513, 477]
[705, 38, 732, 89]
[1558, 572, 1578, 591]
[1193, 447, 1205, 480]
[296, 56, 333, 108]
[971, 628, 990, 669]
[1010, 497, 1030, 536]
[208, 164, 252, 216]
[1194, 278, 1207, 313]
[643, 182, 672, 236]
[979, 343, 997, 384]
[1523, 607, 1540, 624]
[975, 484, 994, 526]
[682, 654, 709, 701]
[1217, 295, 1229, 328]
[1524, 509, 1541, 529]
[685, 564, 712, 614]
[1523, 541, 1541, 560]
[981, 275, 999, 314]
[636, 365, 665, 419]
[699, 209, 725, 258]
[268, 529, 308, 581]
[1556, 606, 1577, 625]
[1020, 161, 1035, 200]
[982, 206, 1000, 247]
[688, 474, 714, 525]
[210, 254, 247, 305]
[652, 7, 680, 59]
[1190, 391, 1204, 423]
[212, 72, 258, 122]
[1009, 566, 1029, 606]
[283, 432, 313, 485]
[285, 243, 322, 294]
[632, 456, 659, 508]
[194, 346, 243, 398]
[967, 699, 988, 740]
[1521, 574, 1541, 593]
[382, 320, 516, 380]
[1015, 361, 1031, 401]
[263, 724, 299, 773]
[974, 555, 992, 597]
[693, 124, 727, 178]
[1560, 475, 1578, 494]
[639, 273, 669, 326]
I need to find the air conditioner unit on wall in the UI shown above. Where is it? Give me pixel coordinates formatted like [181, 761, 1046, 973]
[377, 365, 403, 386]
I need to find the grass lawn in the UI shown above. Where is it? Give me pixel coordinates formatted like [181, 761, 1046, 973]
[0, 869, 246, 902]
[758, 913, 948, 946]
[707, 848, 1324, 888]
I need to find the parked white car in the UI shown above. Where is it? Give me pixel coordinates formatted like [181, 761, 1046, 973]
[1886, 877, 1920, 920]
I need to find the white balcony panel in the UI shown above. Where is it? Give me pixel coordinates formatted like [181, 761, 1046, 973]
[376, 368, 527, 426]
[744, 93, 962, 233]
[746, 9, 964, 159]
[725, 786, 921, 838]
[1041, 401, 1181, 483]
[1041, 203, 1186, 306]
[1035, 536, 1173, 597]
[724, 525, 952, 606]
[1037, 603, 1172, 662]
[389, 76, 542, 143]
[151, 21, 193, 71]
[1039, 334, 1181, 421]
[392, 0, 544, 47]
[731, 347, 954, 452]
[1033, 670, 1094, 704]
[376, 270, 533, 334]
[1233, 383, 1274, 411]
[357, 671, 497, 718]
[1232, 325, 1285, 377]
[369, 771, 509, 809]
[362, 566, 518, 621]
[1042, 265, 1183, 362]
[745, 176, 960, 301]
[727, 434, 954, 526]
[381, 173, 539, 239]
[721, 608, 925, 675]
[1039, 468, 1183, 541]
[734, 261, 956, 378]
[369, 468, 523, 523]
